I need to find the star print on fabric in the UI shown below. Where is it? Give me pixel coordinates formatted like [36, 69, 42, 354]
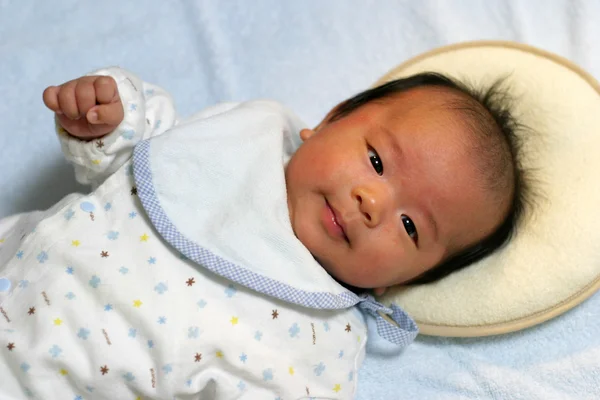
[157, 316, 167, 325]
[54, 318, 63, 326]
[357, 335, 361, 343]
[288, 366, 295, 375]
[140, 233, 149, 242]
[66, 266, 74, 275]
[100, 251, 109, 258]
[230, 316, 239, 325]
[7, 343, 15, 351]
[333, 384, 342, 393]
[16, 250, 24, 259]
[216, 351, 224, 359]
[133, 299, 142, 308]
[95, 139, 104, 149]
[92, 159, 101, 165]
[0, 238, 4, 243]
[186, 277, 195, 286]
[129, 211, 137, 219]
[239, 353, 247, 363]
[28, 307, 35, 315]
[194, 353, 202, 362]
[272, 309, 279, 319]
[74, 395, 83, 400]
[59, 369, 68, 376]
[147, 257, 156, 265]
[71, 240, 80, 247]
[130, 187, 137, 196]
[345, 323, 351, 332]
[104, 304, 113, 312]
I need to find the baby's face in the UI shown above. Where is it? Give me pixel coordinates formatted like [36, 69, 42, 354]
[285, 87, 508, 290]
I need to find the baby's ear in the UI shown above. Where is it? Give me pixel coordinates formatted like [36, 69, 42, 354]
[299, 128, 316, 142]
[373, 287, 387, 296]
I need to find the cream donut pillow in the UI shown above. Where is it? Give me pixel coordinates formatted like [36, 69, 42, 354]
[377, 41, 600, 337]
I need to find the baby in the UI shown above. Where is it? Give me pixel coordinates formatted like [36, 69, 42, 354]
[0, 67, 522, 399]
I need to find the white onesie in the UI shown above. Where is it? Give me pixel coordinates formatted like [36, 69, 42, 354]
[0, 68, 417, 399]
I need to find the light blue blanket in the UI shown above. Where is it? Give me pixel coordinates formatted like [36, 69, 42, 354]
[2, 1, 599, 398]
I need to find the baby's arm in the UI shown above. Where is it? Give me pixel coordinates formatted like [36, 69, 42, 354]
[43, 67, 177, 187]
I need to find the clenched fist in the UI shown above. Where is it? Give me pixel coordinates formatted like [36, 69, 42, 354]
[43, 76, 124, 140]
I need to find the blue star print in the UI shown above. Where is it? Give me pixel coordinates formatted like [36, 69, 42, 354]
[129, 103, 137, 112]
[86, 386, 94, 393]
[119, 266, 129, 275]
[107, 231, 119, 240]
[66, 266, 74, 275]
[36, 251, 48, 263]
[104, 304, 113, 311]
[49, 345, 62, 358]
[104, 202, 112, 211]
[162, 364, 173, 374]
[147, 340, 154, 349]
[154, 282, 168, 294]
[65, 292, 75, 300]
[74, 395, 82, 400]
[89, 275, 101, 288]
[254, 331, 263, 341]
[158, 316, 167, 325]
[144, 89, 155, 96]
[16, 250, 24, 259]
[148, 257, 157, 265]
[128, 328, 137, 338]
[338, 350, 344, 359]
[20, 363, 30, 373]
[18, 280, 29, 288]
[128, 211, 137, 219]
[225, 284, 237, 298]
[197, 299, 207, 308]
[238, 381, 246, 391]
[77, 328, 91, 340]
[239, 353, 247, 363]
[122, 372, 135, 382]
[155, 120, 162, 129]
[314, 362, 326, 376]
[289, 323, 300, 338]
[262, 369, 274, 381]
[122, 130, 135, 140]
[186, 379, 192, 387]
[323, 322, 330, 332]
[348, 371, 354, 382]
[64, 209, 75, 220]
[188, 326, 200, 338]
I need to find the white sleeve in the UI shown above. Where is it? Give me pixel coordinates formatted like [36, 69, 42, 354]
[56, 67, 178, 188]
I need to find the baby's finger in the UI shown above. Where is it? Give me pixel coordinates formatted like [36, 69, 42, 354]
[57, 80, 81, 120]
[42, 86, 61, 113]
[93, 76, 119, 104]
[75, 79, 97, 118]
[86, 102, 124, 127]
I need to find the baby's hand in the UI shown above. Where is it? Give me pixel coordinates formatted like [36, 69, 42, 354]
[43, 76, 124, 140]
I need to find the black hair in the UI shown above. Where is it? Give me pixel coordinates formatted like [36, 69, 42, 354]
[329, 72, 528, 285]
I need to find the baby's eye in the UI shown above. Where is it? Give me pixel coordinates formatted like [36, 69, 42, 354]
[368, 147, 383, 175]
[401, 215, 418, 241]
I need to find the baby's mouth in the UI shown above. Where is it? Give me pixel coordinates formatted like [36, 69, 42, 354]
[325, 199, 349, 243]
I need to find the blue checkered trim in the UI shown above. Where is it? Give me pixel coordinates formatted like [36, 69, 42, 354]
[132, 140, 361, 310]
[358, 294, 419, 346]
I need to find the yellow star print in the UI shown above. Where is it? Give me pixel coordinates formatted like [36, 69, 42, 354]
[216, 351, 224, 359]
[357, 335, 361, 343]
[230, 316, 239, 325]
[140, 233, 149, 242]
[0, 238, 5, 243]
[288, 367, 295, 375]
[59, 369, 68, 376]
[53, 318, 63, 326]
[333, 384, 341, 393]
[133, 299, 143, 308]
[71, 240, 80, 247]
[92, 159, 101, 165]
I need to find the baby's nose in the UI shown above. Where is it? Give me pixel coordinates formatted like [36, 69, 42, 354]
[351, 186, 388, 228]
